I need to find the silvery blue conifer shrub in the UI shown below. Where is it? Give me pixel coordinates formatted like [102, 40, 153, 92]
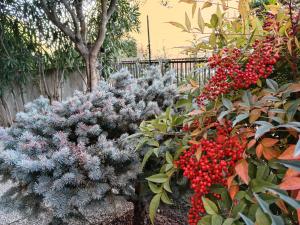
[0, 67, 177, 221]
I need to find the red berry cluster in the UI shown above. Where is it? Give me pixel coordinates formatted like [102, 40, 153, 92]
[197, 39, 280, 105]
[176, 120, 245, 225]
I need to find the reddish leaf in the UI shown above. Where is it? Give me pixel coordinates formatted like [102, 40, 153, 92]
[284, 168, 300, 179]
[247, 139, 256, 149]
[229, 185, 239, 200]
[263, 147, 281, 160]
[279, 145, 300, 160]
[256, 144, 263, 158]
[261, 138, 279, 147]
[235, 159, 249, 185]
[276, 199, 289, 214]
[227, 175, 236, 189]
[280, 177, 300, 190]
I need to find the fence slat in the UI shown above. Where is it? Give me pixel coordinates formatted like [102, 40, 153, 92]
[113, 58, 212, 86]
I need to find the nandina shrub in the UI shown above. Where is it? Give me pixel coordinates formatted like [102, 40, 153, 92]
[0, 67, 177, 222]
[138, 77, 300, 225]
[197, 39, 280, 105]
[176, 120, 245, 225]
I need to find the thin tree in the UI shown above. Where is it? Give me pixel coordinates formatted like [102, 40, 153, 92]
[40, 0, 118, 91]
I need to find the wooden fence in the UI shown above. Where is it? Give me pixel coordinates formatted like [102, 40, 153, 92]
[114, 58, 214, 85]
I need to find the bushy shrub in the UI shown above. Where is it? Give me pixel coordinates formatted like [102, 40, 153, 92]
[0, 67, 177, 222]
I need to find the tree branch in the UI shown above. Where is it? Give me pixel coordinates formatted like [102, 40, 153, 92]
[74, 0, 87, 43]
[61, 0, 81, 41]
[92, 0, 118, 55]
[107, 0, 118, 19]
[41, 0, 76, 42]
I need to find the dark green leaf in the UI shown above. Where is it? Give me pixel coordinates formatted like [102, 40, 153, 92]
[266, 79, 278, 92]
[233, 113, 249, 126]
[266, 188, 300, 209]
[278, 159, 300, 172]
[222, 96, 233, 110]
[254, 193, 284, 225]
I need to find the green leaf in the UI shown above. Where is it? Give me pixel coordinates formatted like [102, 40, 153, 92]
[266, 188, 300, 209]
[148, 181, 162, 194]
[251, 179, 277, 193]
[163, 180, 172, 193]
[242, 90, 252, 107]
[147, 140, 159, 147]
[198, 8, 205, 33]
[232, 200, 247, 217]
[266, 79, 278, 92]
[255, 207, 271, 225]
[210, 14, 218, 28]
[149, 193, 161, 224]
[232, 113, 249, 126]
[166, 151, 173, 164]
[278, 159, 300, 172]
[141, 148, 154, 170]
[209, 33, 216, 46]
[254, 193, 285, 225]
[198, 215, 212, 225]
[146, 173, 168, 183]
[286, 100, 300, 121]
[202, 197, 219, 215]
[239, 213, 254, 225]
[222, 96, 233, 110]
[136, 137, 149, 150]
[161, 191, 173, 204]
[211, 215, 223, 225]
[222, 218, 235, 225]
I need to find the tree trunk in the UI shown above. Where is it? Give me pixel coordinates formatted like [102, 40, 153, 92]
[85, 54, 99, 92]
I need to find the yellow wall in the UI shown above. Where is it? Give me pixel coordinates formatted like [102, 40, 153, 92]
[131, 0, 238, 59]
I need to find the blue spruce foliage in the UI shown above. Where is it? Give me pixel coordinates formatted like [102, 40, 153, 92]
[0, 67, 177, 221]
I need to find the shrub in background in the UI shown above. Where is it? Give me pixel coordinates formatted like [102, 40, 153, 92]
[0, 67, 177, 222]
